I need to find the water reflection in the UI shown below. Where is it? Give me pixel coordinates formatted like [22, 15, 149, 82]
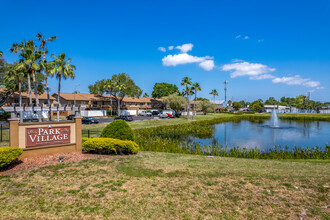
[193, 120, 330, 150]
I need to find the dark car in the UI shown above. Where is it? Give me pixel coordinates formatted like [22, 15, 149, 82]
[66, 114, 75, 120]
[114, 115, 133, 121]
[175, 111, 182, 117]
[82, 117, 99, 124]
[151, 110, 160, 116]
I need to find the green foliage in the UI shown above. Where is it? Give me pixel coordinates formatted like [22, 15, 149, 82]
[162, 93, 185, 111]
[197, 100, 216, 115]
[264, 97, 280, 105]
[251, 102, 262, 112]
[82, 138, 139, 154]
[0, 147, 23, 168]
[152, 82, 179, 98]
[232, 102, 242, 110]
[100, 119, 134, 141]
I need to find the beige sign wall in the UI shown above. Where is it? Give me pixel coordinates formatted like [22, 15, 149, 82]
[9, 118, 82, 158]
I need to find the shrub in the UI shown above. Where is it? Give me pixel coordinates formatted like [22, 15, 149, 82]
[0, 147, 23, 168]
[100, 119, 134, 141]
[82, 138, 139, 154]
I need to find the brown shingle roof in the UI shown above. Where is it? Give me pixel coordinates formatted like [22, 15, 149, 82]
[0, 88, 55, 100]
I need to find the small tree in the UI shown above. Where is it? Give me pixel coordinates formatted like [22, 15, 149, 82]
[232, 102, 242, 111]
[251, 102, 262, 112]
[197, 100, 216, 115]
[162, 93, 185, 112]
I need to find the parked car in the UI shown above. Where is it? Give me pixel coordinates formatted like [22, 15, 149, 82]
[158, 113, 169, 119]
[114, 115, 133, 121]
[66, 114, 75, 120]
[175, 111, 182, 118]
[82, 117, 99, 124]
[151, 110, 160, 116]
[162, 110, 176, 118]
[138, 110, 152, 117]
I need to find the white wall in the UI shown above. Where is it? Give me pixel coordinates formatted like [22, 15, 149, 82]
[81, 110, 107, 117]
[120, 110, 137, 116]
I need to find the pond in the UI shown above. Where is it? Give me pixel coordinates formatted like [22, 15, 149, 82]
[190, 119, 330, 150]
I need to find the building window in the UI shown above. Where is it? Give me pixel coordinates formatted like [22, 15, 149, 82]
[44, 100, 48, 104]
[71, 101, 74, 105]
[14, 99, 19, 103]
[123, 102, 126, 105]
[102, 101, 106, 105]
[129, 102, 132, 105]
[81, 101, 86, 104]
[147, 103, 151, 106]
[140, 103, 143, 105]
[93, 101, 97, 105]
[135, 103, 137, 105]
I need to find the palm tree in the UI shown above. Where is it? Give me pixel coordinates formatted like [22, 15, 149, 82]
[209, 89, 218, 113]
[36, 33, 57, 112]
[191, 82, 201, 120]
[50, 53, 76, 121]
[181, 77, 192, 119]
[113, 83, 126, 116]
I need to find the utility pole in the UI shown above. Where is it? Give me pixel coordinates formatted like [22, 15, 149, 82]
[224, 80, 229, 103]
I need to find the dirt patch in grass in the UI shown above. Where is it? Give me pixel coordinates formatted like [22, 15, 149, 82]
[0, 152, 132, 175]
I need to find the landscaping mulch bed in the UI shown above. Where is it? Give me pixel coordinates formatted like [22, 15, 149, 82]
[0, 152, 117, 175]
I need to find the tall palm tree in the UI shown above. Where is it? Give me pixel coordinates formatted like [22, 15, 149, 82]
[39, 60, 55, 120]
[50, 53, 76, 121]
[209, 89, 219, 113]
[36, 33, 57, 109]
[181, 77, 192, 119]
[192, 82, 201, 120]
[10, 41, 34, 107]
[113, 83, 126, 116]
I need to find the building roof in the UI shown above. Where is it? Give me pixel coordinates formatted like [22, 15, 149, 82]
[0, 88, 55, 100]
[53, 92, 162, 103]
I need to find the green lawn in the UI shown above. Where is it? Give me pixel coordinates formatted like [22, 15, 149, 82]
[0, 152, 329, 219]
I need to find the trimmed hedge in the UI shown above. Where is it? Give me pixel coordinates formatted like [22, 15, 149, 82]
[82, 138, 139, 154]
[0, 147, 23, 168]
[100, 119, 134, 141]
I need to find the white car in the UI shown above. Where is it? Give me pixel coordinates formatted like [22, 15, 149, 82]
[138, 110, 152, 117]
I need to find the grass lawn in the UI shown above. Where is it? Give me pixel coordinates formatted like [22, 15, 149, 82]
[0, 151, 329, 219]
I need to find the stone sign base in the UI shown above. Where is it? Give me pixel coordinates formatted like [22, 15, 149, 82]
[9, 118, 82, 158]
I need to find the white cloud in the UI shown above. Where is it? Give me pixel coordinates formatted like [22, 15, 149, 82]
[199, 60, 215, 71]
[235, 35, 249, 39]
[221, 62, 276, 78]
[232, 58, 244, 63]
[272, 75, 321, 88]
[158, 47, 166, 52]
[168, 46, 174, 50]
[249, 74, 275, 80]
[175, 43, 193, 53]
[162, 53, 212, 66]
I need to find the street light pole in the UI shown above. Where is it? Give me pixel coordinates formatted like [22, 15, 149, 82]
[224, 80, 229, 105]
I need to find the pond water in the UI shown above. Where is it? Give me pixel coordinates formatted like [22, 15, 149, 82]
[191, 120, 330, 150]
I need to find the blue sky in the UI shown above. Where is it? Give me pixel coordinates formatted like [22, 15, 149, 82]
[1, 0, 329, 102]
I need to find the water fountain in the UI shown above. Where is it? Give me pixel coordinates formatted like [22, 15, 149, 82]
[270, 108, 279, 127]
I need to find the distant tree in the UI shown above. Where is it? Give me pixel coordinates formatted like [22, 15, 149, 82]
[197, 100, 216, 115]
[232, 102, 242, 111]
[251, 102, 262, 112]
[264, 97, 280, 105]
[162, 93, 185, 111]
[227, 100, 232, 107]
[239, 100, 246, 108]
[143, 92, 149, 98]
[209, 89, 218, 113]
[295, 95, 307, 109]
[89, 73, 142, 116]
[151, 82, 179, 98]
[196, 97, 208, 101]
[181, 77, 193, 119]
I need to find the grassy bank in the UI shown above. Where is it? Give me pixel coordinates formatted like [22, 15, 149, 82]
[0, 151, 329, 219]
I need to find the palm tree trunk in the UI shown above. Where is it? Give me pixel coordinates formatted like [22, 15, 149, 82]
[186, 91, 189, 120]
[117, 98, 120, 116]
[46, 75, 51, 121]
[214, 95, 216, 113]
[109, 93, 112, 116]
[57, 76, 61, 121]
[192, 92, 196, 120]
[32, 70, 41, 122]
[18, 77, 22, 123]
[27, 72, 33, 121]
